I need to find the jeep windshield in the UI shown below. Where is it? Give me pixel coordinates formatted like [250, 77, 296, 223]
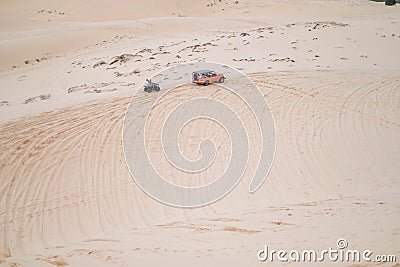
[193, 70, 212, 80]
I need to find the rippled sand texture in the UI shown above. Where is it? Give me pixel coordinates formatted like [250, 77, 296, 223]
[1, 0, 400, 266]
[1, 70, 399, 266]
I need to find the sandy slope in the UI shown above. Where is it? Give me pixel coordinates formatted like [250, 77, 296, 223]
[1, 11, 400, 121]
[1, 0, 400, 266]
[1, 70, 399, 266]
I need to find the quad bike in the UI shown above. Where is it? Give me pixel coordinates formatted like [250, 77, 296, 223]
[144, 82, 160, 93]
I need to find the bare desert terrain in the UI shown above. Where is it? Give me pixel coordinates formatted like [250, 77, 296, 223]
[0, 0, 399, 266]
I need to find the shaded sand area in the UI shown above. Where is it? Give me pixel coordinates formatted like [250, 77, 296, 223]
[1, 0, 400, 266]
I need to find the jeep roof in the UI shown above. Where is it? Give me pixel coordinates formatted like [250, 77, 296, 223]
[193, 70, 215, 74]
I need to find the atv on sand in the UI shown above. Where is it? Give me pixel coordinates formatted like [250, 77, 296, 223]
[144, 82, 160, 93]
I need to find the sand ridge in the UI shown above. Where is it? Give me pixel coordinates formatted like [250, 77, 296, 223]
[0, 0, 400, 266]
[1, 16, 399, 121]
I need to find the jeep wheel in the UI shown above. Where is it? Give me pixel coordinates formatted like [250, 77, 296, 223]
[219, 77, 224, 83]
[204, 80, 209, 86]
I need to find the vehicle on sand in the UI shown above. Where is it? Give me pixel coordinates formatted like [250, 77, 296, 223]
[144, 82, 160, 93]
[192, 70, 225, 86]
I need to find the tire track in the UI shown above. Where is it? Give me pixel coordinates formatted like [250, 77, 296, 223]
[1, 71, 399, 258]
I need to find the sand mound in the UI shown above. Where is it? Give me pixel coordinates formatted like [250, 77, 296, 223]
[1, 0, 399, 265]
[1, 70, 399, 265]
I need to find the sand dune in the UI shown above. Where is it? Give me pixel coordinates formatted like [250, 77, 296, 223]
[1, 0, 400, 266]
[1, 70, 399, 266]
[1, 13, 399, 121]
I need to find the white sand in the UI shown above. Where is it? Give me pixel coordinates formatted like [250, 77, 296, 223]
[1, 0, 399, 266]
